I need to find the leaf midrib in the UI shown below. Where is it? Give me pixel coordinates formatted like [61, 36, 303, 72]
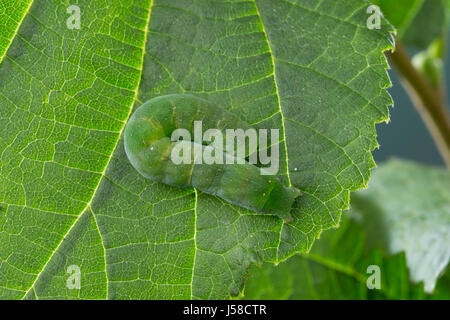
[253, 0, 292, 263]
[0, 0, 34, 65]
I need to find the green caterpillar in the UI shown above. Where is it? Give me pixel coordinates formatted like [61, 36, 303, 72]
[124, 94, 300, 221]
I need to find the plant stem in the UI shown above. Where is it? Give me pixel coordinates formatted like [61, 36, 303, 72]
[388, 40, 450, 168]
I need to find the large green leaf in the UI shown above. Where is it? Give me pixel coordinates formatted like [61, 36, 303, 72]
[351, 159, 450, 293]
[0, 0, 394, 299]
[241, 214, 450, 300]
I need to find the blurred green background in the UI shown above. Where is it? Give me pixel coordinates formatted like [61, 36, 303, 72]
[374, 45, 449, 167]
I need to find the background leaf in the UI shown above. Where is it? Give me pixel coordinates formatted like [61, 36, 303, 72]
[241, 214, 450, 300]
[351, 159, 450, 293]
[371, 0, 425, 39]
[373, 0, 446, 50]
[0, 0, 394, 299]
[402, 0, 446, 49]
